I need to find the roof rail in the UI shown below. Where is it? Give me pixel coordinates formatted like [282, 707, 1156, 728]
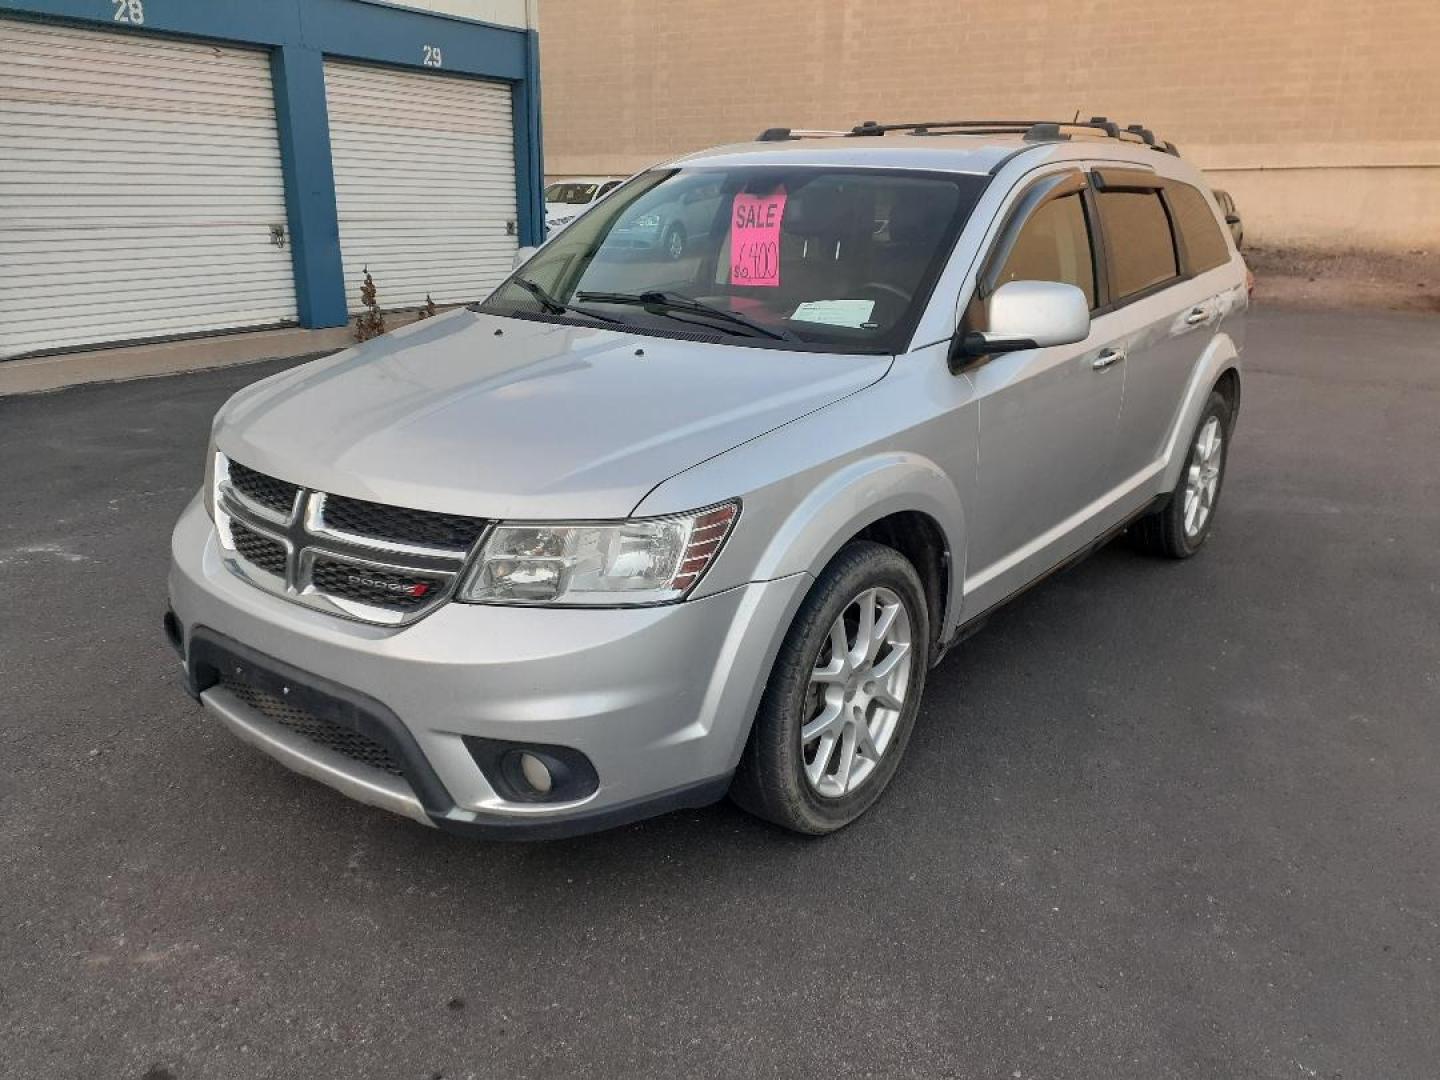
[754, 116, 1180, 155]
[756, 127, 852, 142]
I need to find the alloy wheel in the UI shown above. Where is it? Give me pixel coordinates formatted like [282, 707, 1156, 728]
[802, 586, 913, 798]
[1183, 415, 1224, 538]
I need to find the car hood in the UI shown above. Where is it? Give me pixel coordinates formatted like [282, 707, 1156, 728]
[216, 308, 891, 520]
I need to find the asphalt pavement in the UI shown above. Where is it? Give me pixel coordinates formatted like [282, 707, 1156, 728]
[1, 307, 1437, 1079]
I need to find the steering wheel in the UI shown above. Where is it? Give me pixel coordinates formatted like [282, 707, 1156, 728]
[858, 281, 913, 305]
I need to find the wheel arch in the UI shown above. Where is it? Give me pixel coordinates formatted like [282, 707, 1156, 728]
[846, 512, 950, 654]
[1160, 333, 1243, 493]
[746, 452, 966, 645]
[1214, 364, 1242, 419]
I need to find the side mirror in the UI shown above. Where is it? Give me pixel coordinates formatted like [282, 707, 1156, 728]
[954, 280, 1090, 366]
[512, 246, 538, 270]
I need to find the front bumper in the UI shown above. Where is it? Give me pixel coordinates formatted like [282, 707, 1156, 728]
[167, 496, 809, 838]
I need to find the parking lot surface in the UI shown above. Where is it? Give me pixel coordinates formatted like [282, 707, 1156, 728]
[2, 307, 1437, 1080]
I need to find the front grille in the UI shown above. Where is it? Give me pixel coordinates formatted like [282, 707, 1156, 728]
[230, 520, 287, 578]
[322, 494, 487, 551]
[217, 454, 472, 625]
[310, 558, 446, 611]
[220, 675, 404, 777]
[228, 461, 299, 517]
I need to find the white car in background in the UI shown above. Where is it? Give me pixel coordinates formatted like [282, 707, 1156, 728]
[545, 177, 625, 236]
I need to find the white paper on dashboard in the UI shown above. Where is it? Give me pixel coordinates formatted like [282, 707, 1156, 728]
[788, 299, 876, 328]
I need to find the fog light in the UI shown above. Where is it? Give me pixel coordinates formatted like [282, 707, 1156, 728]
[463, 737, 598, 803]
[518, 752, 553, 795]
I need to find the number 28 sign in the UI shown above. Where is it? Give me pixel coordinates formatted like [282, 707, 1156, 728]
[729, 191, 787, 287]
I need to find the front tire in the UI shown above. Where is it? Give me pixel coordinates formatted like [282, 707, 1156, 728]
[661, 222, 686, 260]
[731, 541, 930, 834]
[1130, 389, 1233, 558]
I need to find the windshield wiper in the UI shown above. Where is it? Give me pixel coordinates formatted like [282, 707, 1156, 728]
[575, 290, 800, 342]
[504, 276, 624, 324]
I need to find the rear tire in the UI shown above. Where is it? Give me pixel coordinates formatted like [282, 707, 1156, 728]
[731, 541, 930, 834]
[1129, 390, 1233, 558]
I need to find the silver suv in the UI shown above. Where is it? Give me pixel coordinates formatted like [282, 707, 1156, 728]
[167, 118, 1247, 837]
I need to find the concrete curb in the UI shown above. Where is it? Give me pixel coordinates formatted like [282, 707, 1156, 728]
[0, 311, 434, 397]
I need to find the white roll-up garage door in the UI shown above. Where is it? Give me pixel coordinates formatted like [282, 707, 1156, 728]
[0, 18, 298, 360]
[0, 18, 296, 364]
[324, 60, 519, 313]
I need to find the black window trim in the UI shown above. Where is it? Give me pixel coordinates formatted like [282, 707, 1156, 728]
[1087, 172, 1188, 316]
[975, 168, 1094, 307]
[966, 165, 1236, 330]
[1160, 180, 1232, 277]
[1091, 167, 1166, 193]
[953, 167, 1102, 372]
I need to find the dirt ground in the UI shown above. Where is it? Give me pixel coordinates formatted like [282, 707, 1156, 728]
[1246, 245, 1440, 314]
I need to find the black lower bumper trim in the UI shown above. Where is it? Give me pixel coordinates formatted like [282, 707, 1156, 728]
[185, 627, 459, 817]
[428, 773, 733, 841]
[176, 624, 735, 840]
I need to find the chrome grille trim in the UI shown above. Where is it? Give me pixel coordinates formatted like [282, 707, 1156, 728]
[215, 457, 488, 627]
[221, 458, 300, 525]
[305, 493, 472, 560]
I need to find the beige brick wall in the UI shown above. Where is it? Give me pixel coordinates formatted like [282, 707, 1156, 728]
[538, 0, 1440, 251]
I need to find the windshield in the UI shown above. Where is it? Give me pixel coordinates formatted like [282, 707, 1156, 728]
[545, 182, 600, 205]
[484, 167, 987, 354]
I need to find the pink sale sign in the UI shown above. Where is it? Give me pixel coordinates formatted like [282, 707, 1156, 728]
[729, 190, 787, 287]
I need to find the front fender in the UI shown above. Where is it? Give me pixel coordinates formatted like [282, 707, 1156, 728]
[642, 448, 968, 641]
[749, 452, 964, 608]
[633, 343, 977, 637]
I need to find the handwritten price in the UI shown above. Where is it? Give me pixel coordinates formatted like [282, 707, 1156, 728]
[731, 240, 779, 284]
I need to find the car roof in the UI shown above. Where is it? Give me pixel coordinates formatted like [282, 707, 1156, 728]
[666, 132, 1187, 178]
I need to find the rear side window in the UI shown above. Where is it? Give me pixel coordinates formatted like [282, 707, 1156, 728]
[993, 193, 1096, 309]
[1096, 190, 1177, 300]
[1166, 183, 1231, 273]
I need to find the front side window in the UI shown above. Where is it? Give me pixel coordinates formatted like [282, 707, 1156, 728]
[1166, 183, 1231, 273]
[483, 167, 987, 353]
[992, 192, 1096, 308]
[1095, 190, 1178, 300]
[545, 183, 600, 205]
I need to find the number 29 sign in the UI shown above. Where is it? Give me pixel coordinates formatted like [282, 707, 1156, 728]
[729, 191, 787, 287]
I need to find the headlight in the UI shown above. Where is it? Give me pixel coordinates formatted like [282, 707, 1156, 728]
[458, 502, 738, 607]
[632, 212, 662, 230]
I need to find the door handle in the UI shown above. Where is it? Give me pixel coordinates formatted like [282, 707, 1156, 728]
[1184, 306, 1210, 326]
[1092, 348, 1126, 371]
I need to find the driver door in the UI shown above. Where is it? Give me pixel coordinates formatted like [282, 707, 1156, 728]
[962, 173, 1128, 614]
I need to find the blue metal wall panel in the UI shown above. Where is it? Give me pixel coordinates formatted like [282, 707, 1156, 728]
[270, 45, 348, 328]
[507, 29, 546, 249]
[299, 0, 526, 80]
[0, 0, 540, 330]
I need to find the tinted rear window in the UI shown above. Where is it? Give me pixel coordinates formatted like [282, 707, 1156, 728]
[1096, 190, 1178, 300]
[1167, 183, 1231, 273]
